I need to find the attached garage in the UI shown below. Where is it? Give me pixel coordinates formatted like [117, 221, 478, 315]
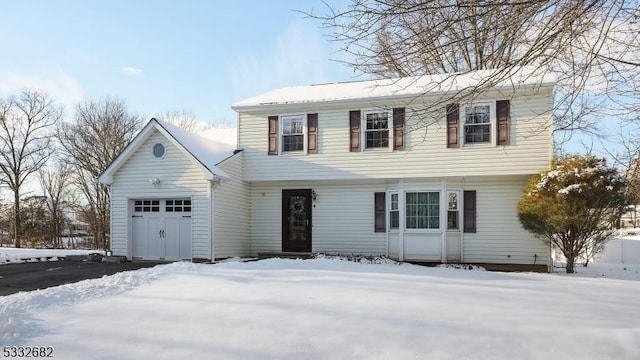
[99, 118, 249, 262]
[131, 199, 192, 260]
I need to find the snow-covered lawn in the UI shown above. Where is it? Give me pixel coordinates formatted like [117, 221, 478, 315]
[0, 247, 102, 264]
[1, 258, 639, 359]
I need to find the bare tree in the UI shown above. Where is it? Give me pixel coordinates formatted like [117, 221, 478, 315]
[159, 109, 199, 132]
[39, 162, 72, 249]
[0, 90, 61, 248]
[58, 97, 142, 251]
[306, 0, 640, 140]
[607, 134, 640, 227]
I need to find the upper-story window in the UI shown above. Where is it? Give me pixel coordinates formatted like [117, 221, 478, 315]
[364, 111, 390, 149]
[268, 113, 318, 155]
[447, 100, 509, 148]
[349, 108, 405, 152]
[282, 115, 305, 152]
[464, 104, 491, 144]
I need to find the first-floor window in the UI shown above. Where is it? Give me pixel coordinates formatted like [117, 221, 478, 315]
[282, 115, 304, 152]
[390, 193, 399, 229]
[447, 191, 459, 230]
[364, 111, 389, 148]
[405, 192, 439, 229]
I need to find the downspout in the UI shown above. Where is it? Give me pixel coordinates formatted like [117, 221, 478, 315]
[209, 179, 218, 262]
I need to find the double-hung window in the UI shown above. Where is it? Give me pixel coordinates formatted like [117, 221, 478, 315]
[447, 191, 460, 230]
[268, 113, 318, 155]
[464, 104, 491, 144]
[364, 111, 390, 149]
[405, 192, 440, 229]
[281, 115, 305, 152]
[389, 193, 399, 229]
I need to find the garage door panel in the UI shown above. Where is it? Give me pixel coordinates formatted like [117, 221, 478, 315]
[164, 217, 180, 260]
[132, 217, 147, 258]
[146, 218, 163, 259]
[132, 199, 192, 261]
[179, 216, 191, 260]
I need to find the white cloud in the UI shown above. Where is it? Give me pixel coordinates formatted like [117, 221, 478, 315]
[0, 69, 84, 111]
[121, 66, 142, 75]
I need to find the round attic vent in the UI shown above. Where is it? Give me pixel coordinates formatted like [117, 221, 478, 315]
[153, 143, 165, 158]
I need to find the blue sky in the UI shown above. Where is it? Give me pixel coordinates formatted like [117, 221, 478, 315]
[0, 0, 622, 157]
[0, 0, 355, 125]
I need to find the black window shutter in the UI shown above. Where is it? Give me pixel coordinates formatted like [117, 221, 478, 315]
[464, 190, 476, 233]
[307, 113, 318, 154]
[393, 107, 405, 150]
[446, 104, 459, 148]
[268, 116, 278, 155]
[496, 100, 510, 146]
[374, 192, 386, 233]
[349, 110, 361, 152]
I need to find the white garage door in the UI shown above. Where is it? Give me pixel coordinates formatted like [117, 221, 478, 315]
[131, 199, 192, 260]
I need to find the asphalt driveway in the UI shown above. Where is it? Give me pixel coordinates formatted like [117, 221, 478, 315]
[0, 261, 164, 296]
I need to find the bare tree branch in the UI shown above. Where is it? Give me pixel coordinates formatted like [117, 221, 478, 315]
[0, 89, 61, 248]
[303, 0, 640, 140]
[58, 97, 142, 251]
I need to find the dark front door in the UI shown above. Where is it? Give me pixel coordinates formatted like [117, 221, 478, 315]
[282, 189, 312, 252]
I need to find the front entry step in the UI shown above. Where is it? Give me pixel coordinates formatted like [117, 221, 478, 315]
[258, 252, 313, 260]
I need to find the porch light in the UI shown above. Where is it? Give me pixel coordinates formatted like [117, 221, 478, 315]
[312, 190, 317, 201]
[149, 178, 160, 187]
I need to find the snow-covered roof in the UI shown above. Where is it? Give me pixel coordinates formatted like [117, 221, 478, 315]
[154, 119, 236, 176]
[98, 118, 237, 184]
[232, 66, 556, 111]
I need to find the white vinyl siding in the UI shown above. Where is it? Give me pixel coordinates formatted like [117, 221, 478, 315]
[110, 130, 211, 260]
[461, 176, 549, 265]
[213, 152, 250, 259]
[237, 88, 553, 182]
[249, 181, 387, 256]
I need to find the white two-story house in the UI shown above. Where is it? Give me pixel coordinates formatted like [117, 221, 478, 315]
[100, 67, 555, 271]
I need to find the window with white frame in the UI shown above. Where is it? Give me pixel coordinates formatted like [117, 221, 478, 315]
[390, 193, 399, 229]
[447, 191, 459, 230]
[364, 111, 390, 148]
[464, 104, 491, 144]
[281, 115, 305, 152]
[405, 192, 440, 229]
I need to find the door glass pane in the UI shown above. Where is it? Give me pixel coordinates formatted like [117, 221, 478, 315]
[289, 195, 307, 240]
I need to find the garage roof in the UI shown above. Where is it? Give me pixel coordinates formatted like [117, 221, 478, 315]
[98, 118, 237, 184]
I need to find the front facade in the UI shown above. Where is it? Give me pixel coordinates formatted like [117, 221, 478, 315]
[102, 67, 555, 271]
[233, 68, 555, 271]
